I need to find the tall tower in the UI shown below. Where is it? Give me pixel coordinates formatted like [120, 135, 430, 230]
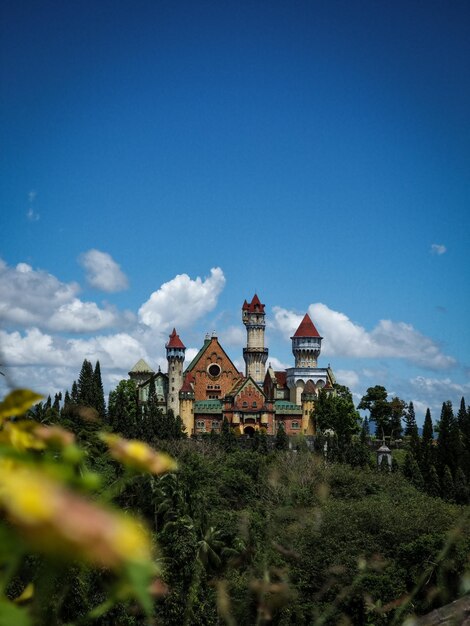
[166, 328, 185, 417]
[242, 294, 268, 384]
[292, 313, 322, 368]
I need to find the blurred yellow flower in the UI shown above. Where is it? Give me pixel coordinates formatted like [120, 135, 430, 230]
[0, 421, 46, 451]
[0, 389, 43, 422]
[0, 465, 152, 569]
[100, 433, 177, 475]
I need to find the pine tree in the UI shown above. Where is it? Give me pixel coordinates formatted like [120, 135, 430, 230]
[71, 381, 79, 404]
[404, 401, 417, 436]
[77, 359, 94, 406]
[93, 361, 106, 417]
[275, 422, 289, 451]
[52, 392, 61, 413]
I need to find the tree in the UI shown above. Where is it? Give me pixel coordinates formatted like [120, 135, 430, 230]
[220, 417, 236, 452]
[403, 452, 424, 491]
[422, 408, 434, 445]
[426, 465, 441, 498]
[315, 385, 361, 448]
[440, 465, 455, 502]
[454, 467, 468, 504]
[437, 401, 460, 475]
[108, 379, 139, 439]
[77, 359, 95, 407]
[274, 422, 289, 451]
[390, 396, 406, 439]
[404, 401, 417, 436]
[71, 381, 79, 404]
[93, 361, 106, 418]
[357, 386, 392, 437]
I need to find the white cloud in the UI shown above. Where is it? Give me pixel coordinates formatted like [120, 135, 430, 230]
[0, 328, 148, 370]
[335, 369, 360, 389]
[138, 267, 225, 332]
[218, 325, 245, 346]
[271, 303, 456, 370]
[431, 243, 447, 255]
[267, 356, 290, 371]
[0, 259, 119, 333]
[79, 249, 129, 292]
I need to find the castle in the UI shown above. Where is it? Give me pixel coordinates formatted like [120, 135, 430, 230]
[128, 295, 335, 436]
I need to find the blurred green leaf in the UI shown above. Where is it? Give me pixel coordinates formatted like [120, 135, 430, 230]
[0, 599, 31, 626]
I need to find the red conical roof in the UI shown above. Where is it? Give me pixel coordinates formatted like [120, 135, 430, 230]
[180, 372, 194, 393]
[293, 313, 321, 338]
[167, 328, 185, 349]
[245, 294, 265, 313]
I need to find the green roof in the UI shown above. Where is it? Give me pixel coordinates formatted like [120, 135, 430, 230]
[194, 400, 223, 414]
[185, 339, 211, 372]
[274, 400, 302, 415]
[129, 358, 154, 373]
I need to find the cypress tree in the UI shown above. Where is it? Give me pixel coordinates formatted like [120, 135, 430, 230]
[422, 408, 433, 445]
[220, 417, 236, 452]
[403, 452, 424, 491]
[93, 361, 106, 417]
[457, 397, 467, 429]
[454, 467, 468, 504]
[441, 465, 455, 502]
[437, 401, 460, 474]
[426, 465, 441, 498]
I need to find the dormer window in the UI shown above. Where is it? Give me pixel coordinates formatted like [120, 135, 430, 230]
[252, 401, 257, 408]
[242, 401, 248, 408]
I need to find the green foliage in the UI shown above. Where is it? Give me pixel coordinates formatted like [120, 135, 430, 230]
[403, 452, 425, 491]
[315, 385, 361, 447]
[274, 422, 289, 450]
[357, 385, 393, 437]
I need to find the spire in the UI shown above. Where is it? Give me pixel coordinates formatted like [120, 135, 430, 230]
[245, 293, 265, 313]
[292, 313, 321, 338]
[166, 328, 185, 349]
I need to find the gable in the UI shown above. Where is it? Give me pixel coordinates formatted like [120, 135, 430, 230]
[232, 377, 265, 411]
[186, 336, 242, 401]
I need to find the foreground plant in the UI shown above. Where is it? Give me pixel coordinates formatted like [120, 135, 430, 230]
[0, 389, 176, 625]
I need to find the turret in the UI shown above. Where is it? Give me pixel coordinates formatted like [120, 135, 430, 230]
[292, 313, 322, 368]
[242, 294, 268, 384]
[166, 328, 185, 417]
[301, 380, 317, 435]
[179, 372, 195, 435]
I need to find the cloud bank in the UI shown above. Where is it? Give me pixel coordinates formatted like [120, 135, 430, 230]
[271, 303, 455, 370]
[0, 259, 119, 332]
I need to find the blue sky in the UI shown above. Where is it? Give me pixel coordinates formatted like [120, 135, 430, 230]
[1, 0, 469, 424]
